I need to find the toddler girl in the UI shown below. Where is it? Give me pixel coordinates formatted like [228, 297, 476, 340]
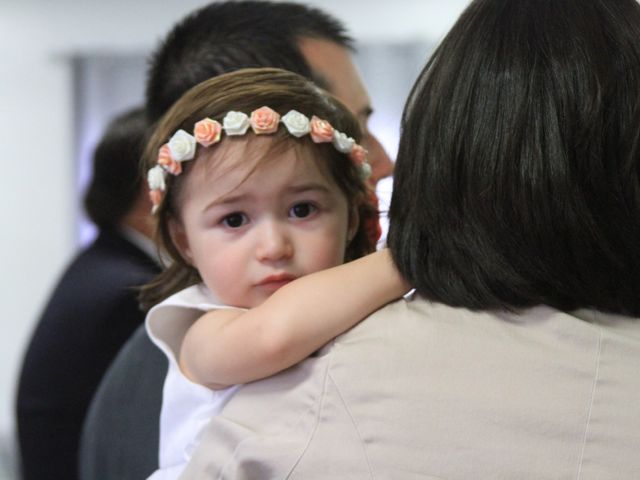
[141, 68, 408, 478]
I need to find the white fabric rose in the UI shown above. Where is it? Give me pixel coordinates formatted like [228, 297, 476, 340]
[223, 111, 250, 136]
[332, 130, 355, 153]
[168, 129, 197, 161]
[282, 110, 311, 138]
[359, 162, 372, 180]
[147, 165, 166, 191]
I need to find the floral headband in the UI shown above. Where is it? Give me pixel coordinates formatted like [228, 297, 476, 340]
[147, 106, 371, 213]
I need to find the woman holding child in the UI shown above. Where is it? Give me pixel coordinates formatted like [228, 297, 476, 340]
[175, 0, 640, 478]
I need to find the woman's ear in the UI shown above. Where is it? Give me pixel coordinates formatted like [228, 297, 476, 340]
[168, 218, 193, 264]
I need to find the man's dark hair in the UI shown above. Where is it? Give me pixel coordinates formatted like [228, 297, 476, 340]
[388, 0, 640, 316]
[146, 0, 352, 122]
[84, 107, 148, 228]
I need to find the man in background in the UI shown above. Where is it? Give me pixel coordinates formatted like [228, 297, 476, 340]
[144, 1, 393, 182]
[80, 2, 392, 478]
[16, 108, 160, 480]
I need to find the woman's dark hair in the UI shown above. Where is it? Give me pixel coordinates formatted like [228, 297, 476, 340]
[141, 68, 375, 309]
[84, 107, 148, 228]
[388, 0, 640, 315]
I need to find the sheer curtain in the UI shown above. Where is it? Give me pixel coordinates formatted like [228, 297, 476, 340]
[72, 54, 147, 245]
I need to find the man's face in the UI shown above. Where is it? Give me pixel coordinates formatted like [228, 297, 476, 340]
[298, 37, 394, 186]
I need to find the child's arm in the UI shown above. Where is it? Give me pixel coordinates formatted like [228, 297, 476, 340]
[179, 249, 409, 389]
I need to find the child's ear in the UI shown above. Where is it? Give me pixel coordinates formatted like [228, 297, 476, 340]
[347, 205, 360, 243]
[168, 218, 193, 264]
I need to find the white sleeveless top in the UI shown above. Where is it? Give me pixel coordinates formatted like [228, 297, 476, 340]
[145, 284, 241, 479]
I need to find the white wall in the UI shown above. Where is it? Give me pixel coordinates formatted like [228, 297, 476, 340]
[0, 0, 469, 455]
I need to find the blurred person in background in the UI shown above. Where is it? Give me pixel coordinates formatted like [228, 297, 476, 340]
[16, 107, 160, 480]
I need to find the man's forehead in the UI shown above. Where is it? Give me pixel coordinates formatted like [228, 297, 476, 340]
[297, 36, 371, 121]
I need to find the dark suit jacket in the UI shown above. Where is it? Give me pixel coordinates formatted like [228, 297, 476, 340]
[16, 227, 159, 480]
[79, 324, 166, 480]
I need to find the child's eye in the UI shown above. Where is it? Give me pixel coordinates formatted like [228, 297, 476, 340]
[289, 202, 317, 219]
[221, 212, 248, 228]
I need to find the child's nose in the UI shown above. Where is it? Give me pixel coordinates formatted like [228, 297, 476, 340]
[255, 220, 293, 262]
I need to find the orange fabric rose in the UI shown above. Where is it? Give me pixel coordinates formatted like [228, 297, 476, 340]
[349, 144, 368, 166]
[194, 118, 222, 147]
[250, 106, 280, 134]
[157, 144, 182, 175]
[309, 116, 334, 143]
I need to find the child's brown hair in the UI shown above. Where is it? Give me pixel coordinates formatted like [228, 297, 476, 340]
[140, 68, 377, 309]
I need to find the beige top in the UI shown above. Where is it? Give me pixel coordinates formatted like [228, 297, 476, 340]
[181, 296, 640, 479]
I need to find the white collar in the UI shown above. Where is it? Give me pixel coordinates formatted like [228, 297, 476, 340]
[118, 224, 162, 264]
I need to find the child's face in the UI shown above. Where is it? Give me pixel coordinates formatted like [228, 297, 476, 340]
[170, 138, 357, 308]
